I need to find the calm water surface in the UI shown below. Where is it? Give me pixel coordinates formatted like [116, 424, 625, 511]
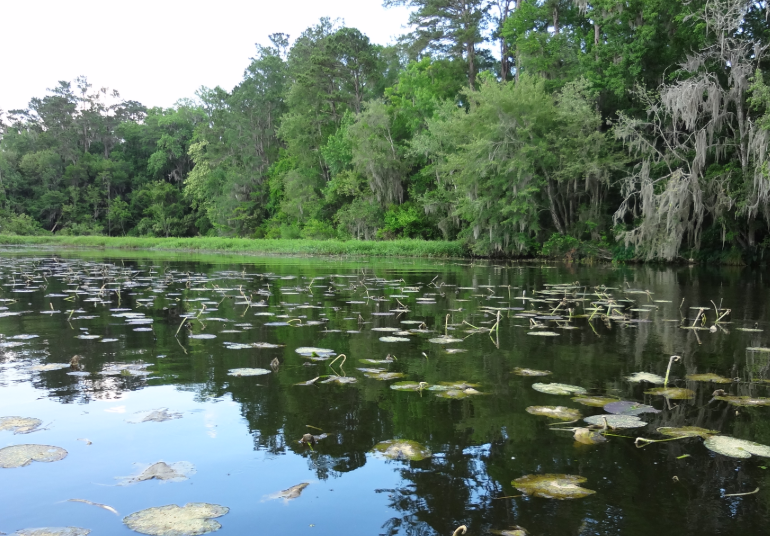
[1, 250, 770, 536]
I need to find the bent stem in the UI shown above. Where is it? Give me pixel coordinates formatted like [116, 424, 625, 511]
[664, 355, 681, 388]
[634, 436, 687, 449]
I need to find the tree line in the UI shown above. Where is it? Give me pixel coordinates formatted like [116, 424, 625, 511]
[1, 0, 770, 262]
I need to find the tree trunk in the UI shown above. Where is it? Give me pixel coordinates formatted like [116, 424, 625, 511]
[553, 6, 559, 34]
[467, 42, 476, 87]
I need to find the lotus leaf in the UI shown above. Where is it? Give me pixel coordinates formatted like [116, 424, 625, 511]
[685, 373, 732, 383]
[658, 426, 719, 438]
[512, 474, 595, 499]
[703, 435, 770, 459]
[531, 383, 587, 396]
[571, 396, 620, 408]
[714, 395, 770, 407]
[14, 529, 90, 536]
[603, 401, 660, 415]
[512, 368, 551, 377]
[583, 414, 646, 429]
[123, 503, 229, 536]
[227, 368, 271, 377]
[526, 406, 582, 421]
[371, 439, 432, 461]
[0, 416, 42, 434]
[626, 372, 665, 384]
[0, 444, 68, 468]
[644, 387, 695, 400]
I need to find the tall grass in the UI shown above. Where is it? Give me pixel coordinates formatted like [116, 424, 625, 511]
[0, 235, 467, 258]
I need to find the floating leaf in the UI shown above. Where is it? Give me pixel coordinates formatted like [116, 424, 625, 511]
[645, 387, 695, 400]
[31, 364, 70, 372]
[265, 482, 309, 502]
[295, 347, 335, 357]
[121, 462, 196, 485]
[583, 414, 646, 429]
[658, 426, 719, 438]
[428, 337, 463, 344]
[127, 409, 182, 424]
[747, 347, 770, 353]
[512, 474, 595, 499]
[703, 436, 770, 459]
[390, 382, 427, 391]
[626, 372, 665, 384]
[364, 371, 405, 381]
[320, 376, 357, 384]
[227, 368, 271, 377]
[0, 416, 42, 434]
[685, 373, 732, 384]
[379, 336, 411, 342]
[573, 427, 607, 445]
[123, 503, 229, 536]
[531, 383, 587, 396]
[0, 444, 68, 468]
[526, 406, 582, 421]
[371, 439, 432, 461]
[428, 381, 479, 391]
[14, 529, 90, 536]
[512, 368, 551, 377]
[526, 331, 560, 336]
[713, 395, 770, 407]
[603, 401, 660, 415]
[571, 396, 620, 408]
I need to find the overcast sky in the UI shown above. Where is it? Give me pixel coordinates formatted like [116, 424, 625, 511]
[0, 0, 412, 112]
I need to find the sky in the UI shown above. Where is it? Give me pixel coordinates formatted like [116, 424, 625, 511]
[0, 0, 412, 112]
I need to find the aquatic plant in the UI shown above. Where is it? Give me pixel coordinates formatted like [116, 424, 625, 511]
[123, 503, 229, 535]
[512, 474, 596, 499]
[371, 439, 432, 461]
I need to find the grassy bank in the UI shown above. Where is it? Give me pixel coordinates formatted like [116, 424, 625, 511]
[0, 235, 466, 258]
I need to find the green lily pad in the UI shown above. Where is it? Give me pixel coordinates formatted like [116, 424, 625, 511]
[379, 336, 411, 342]
[626, 372, 665, 384]
[583, 414, 646, 429]
[435, 388, 484, 399]
[0, 444, 68, 468]
[714, 395, 770, 407]
[703, 436, 770, 459]
[123, 503, 229, 535]
[532, 383, 587, 396]
[512, 368, 551, 377]
[571, 396, 620, 408]
[295, 347, 335, 357]
[390, 381, 427, 391]
[428, 337, 463, 344]
[658, 426, 719, 438]
[526, 331, 560, 336]
[227, 368, 271, 377]
[685, 373, 732, 383]
[428, 381, 479, 391]
[0, 416, 43, 434]
[512, 474, 595, 499]
[320, 376, 357, 384]
[526, 406, 582, 421]
[364, 371, 405, 380]
[603, 401, 660, 415]
[645, 387, 695, 400]
[371, 439, 432, 461]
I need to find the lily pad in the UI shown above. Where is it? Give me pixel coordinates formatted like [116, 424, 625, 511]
[31, 364, 70, 372]
[512, 368, 551, 377]
[434, 388, 484, 399]
[713, 395, 770, 407]
[573, 427, 607, 445]
[526, 331, 560, 336]
[603, 401, 660, 415]
[364, 371, 405, 381]
[645, 387, 695, 400]
[0, 416, 43, 434]
[583, 414, 647, 429]
[320, 375, 357, 384]
[571, 396, 620, 408]
[127, 409, 182, 424]
[265, 482, 309, 502]
[703, 435, 770, 459]
[526, 406, 582, 421]
[512, 474, 595, 500]
[371, 439, 432, 461]
[123, 503, 229, 536]
[428, 337, 463, 344]
[379, 336, 411, 342]
[532, 383, 587, 396]
[14, 530, 90, 536]
[658, 426, 719, 438]
[227, 368, 271, 377]
[686, 373, 732, 383]
[0, 444, 68, 468]
[626, 372, 665, 384]
[122, 462, 196, 484]
[295, 347, 335, 357]
[390, 382, 427, 391]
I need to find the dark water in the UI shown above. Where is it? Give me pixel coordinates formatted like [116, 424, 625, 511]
[1, 250, 770, 536]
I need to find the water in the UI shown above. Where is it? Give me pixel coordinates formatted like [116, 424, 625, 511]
[1, 250, 770, 536]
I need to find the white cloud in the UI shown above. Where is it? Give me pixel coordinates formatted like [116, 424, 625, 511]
[0, 0, 411, 111]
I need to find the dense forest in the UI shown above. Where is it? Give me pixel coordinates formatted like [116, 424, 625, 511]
[2, 0, 770, 262]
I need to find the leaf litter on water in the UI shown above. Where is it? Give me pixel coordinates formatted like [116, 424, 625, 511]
[264, 482, 310, 502]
